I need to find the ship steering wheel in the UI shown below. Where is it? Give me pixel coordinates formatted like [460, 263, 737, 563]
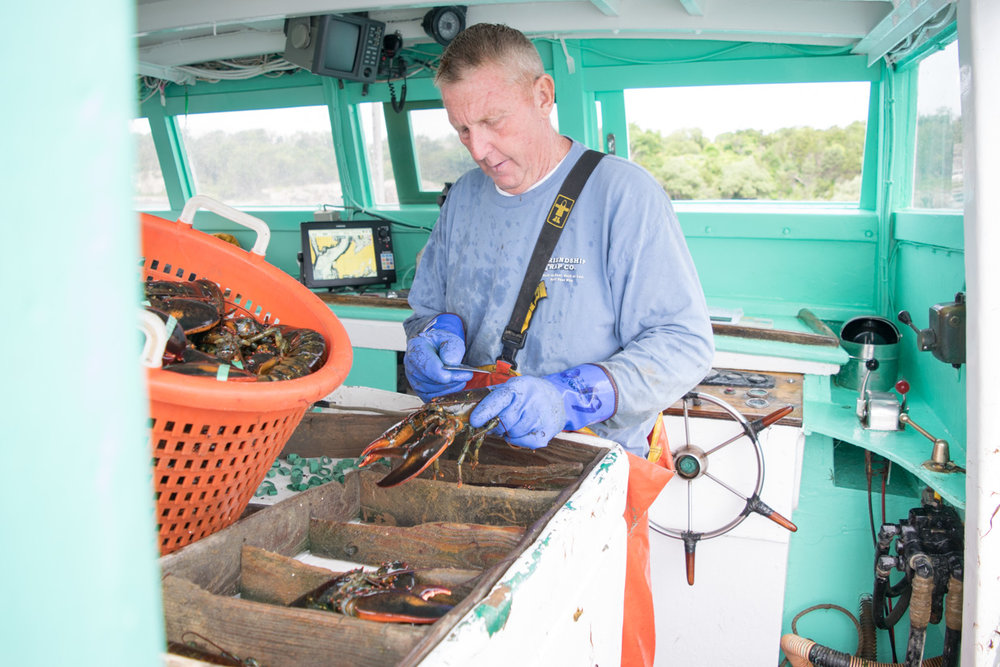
[649, 391, 798, 585]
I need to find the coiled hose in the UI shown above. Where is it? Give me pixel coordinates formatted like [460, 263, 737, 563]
[781, 559, 960, 667]
[858, 594, 878, 660]
[780, 634, 944, 667]
[778, 600, 870, 667]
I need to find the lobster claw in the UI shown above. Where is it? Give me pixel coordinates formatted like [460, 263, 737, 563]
[342, 589, 454, 624]
[375, 429, 453, 488]
[359, 388, 495, 488]
[358, 420, 417, 468]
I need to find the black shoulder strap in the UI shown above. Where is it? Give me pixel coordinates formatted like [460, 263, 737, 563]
[498, 149, 605, 369]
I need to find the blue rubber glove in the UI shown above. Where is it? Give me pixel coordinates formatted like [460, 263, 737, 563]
[404, 313, 474, 400]
[469, 364, 617, 449]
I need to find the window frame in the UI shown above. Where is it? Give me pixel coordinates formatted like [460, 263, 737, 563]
[896, 29, 962, 212]
[382, 99, 451, 205]
[545, 38, 884, 211]
[137, 71, 331, 210]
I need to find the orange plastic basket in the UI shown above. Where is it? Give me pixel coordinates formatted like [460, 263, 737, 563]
[141, 196, 353, 555]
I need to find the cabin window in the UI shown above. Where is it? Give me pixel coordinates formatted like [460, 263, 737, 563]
[912, 41, 962, 209]
[360, 102, 476, 205]
[624, 81, 870, 202]
[409, 108, 478, 193]
[175, 107, 340, 207]
[360, 102, 395, 205]
[131, 118, 169, 210]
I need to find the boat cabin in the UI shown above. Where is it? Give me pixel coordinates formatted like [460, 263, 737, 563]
[4, 0, 997, 664]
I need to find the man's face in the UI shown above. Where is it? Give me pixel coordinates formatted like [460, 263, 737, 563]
[440, 63, 556, 195]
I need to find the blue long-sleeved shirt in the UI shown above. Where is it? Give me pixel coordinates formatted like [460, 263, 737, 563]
[405, 139, 714, 456]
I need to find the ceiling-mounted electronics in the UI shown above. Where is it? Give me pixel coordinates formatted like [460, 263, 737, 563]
[283, 14, 385, 84]
[422, 6, 467, 46]
[378, 31, 405, 79]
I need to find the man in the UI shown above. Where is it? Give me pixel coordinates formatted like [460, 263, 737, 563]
[402, 22, 713, 665]
[404, 23, 713, 458]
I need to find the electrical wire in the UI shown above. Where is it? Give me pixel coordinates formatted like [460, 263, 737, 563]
[880, 461, 899, 663]
[884, 5, 957, 68]
[352, 208, 433, 232]
[536, 37, 750, 65]
[313, 203, 434, 232]
[139, 76, 167, 105]
[137, 54, 300, 105]
[866, 449, 879, 548]
[174, 55, 299, 82]
[536, 37, 852, 67]
[866, 450, 900, 663]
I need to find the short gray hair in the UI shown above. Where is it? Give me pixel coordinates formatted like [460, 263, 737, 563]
[434, 23, 544, 89]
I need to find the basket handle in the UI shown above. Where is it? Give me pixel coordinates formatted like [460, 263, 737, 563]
[178, 194, 272, 256]
[139, 309, 167, 369]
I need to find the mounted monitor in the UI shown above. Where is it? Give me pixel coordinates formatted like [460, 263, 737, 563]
[300, 220, 396, 290]
[283, 14, 385, 84]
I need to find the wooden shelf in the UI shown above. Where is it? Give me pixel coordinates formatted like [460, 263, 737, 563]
[664, 370, 804, 427]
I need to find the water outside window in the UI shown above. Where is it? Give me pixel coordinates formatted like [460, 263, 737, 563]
[175, 107, 340, 207]
[625, 81, 870, 202]
[912, 41, 962, 209]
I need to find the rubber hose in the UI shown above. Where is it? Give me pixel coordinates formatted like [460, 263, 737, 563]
[874, 574, 912, 629]
[781, 603, 861, 667]
[904, 555, 935, 667]
[941, 574, 963, 667]
[780, 634, 945, 667]
[944, 575, 962, 631]
[858, 594, 878, 660]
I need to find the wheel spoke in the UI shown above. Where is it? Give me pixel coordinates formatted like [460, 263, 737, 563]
[703, 470, 749, 501]
[682, 399, 693, 447]
[704, 429, 749, 457]
[650, 391, 781, 581]
[686, 479, 693, 533]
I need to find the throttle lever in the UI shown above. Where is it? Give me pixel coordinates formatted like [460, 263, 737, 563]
[897, 309, 922, 336]
[898, 310, 937, 354]
[898, 413, 964, 474]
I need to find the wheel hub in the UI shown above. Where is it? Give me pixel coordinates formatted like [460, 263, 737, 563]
[673, 445, 708, 480]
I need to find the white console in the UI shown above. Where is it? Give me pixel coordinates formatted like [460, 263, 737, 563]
[649, 391, 805, 665]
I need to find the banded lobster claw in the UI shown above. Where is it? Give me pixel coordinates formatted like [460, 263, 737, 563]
[358, 388, 499, 487]
[292, 561, 454, 624]
[342, 587, 454, 623]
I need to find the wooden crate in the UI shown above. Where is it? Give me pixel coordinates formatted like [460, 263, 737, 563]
[160, 411, 629, 666]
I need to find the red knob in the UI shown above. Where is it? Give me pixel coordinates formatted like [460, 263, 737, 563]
[896, 379, 910, 394]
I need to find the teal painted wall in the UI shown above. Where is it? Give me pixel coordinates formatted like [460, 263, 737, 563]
[782, 435, 945, 662]
[2, 2, 165, 665]
[681, 209, 880, 320]
[890, 212, 966, 445]
[777, 43, 965, 663]
[345, 347, 399, 391]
